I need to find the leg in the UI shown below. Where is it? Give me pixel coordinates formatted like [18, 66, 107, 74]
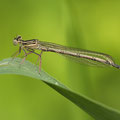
[22, 49, 43, 73]
[9, 47, 21, 64]
[11, 47, 21, 59]
[20, 49, 33, 64]
[30, 50, 43, 73]
[38, 51, 43, 72]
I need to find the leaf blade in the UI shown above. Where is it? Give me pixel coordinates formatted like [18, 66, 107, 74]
[0, 58, 120, 120]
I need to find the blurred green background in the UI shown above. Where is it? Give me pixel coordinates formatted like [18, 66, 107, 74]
[0, 0, 120, 120]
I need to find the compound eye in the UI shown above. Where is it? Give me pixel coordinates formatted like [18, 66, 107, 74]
[13, 35, 22, 46]
[14, 35, 22, 41]
[16, 35, 22, 40]
[13, 39, 18, 46]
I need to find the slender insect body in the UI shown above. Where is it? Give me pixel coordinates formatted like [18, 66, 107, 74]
[41, 44, 113, 66]
[12, 35, 120, 71]
[37, 44, 48, 51]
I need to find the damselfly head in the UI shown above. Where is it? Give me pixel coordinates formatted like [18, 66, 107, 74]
[13, 35, 22, 46]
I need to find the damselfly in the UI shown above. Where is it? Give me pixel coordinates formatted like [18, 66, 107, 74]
[12, 35, 120, 72]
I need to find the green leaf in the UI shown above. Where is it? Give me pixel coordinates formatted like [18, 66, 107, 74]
[0, 58, 120, 120]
